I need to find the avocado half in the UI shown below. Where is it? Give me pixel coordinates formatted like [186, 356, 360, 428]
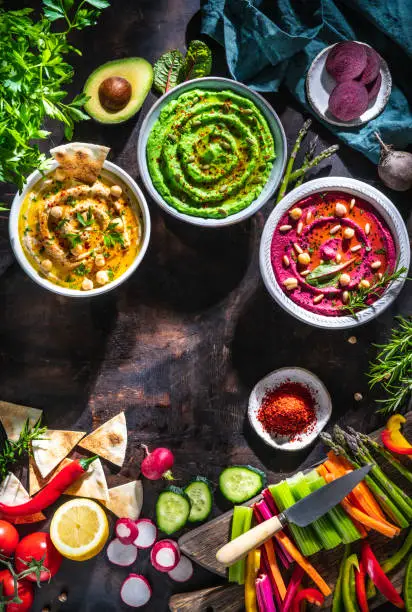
[84, 58, 153, 124]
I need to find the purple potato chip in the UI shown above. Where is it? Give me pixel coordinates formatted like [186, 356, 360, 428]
[326, 41, 367, 83]
[366, 72, 382, 101]
[328, 80, 369, 121]
[359, 47, 381, 84]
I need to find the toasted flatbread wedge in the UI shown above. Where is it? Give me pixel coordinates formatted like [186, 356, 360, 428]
[0, 472, 46, 524]
[78, 412, 127, 467]
[29, 456, 72, 496]
[32, 430, 85, 479]
[0, 401, 42, 442]
[102, 480, 143, 520]
[50, 142, 110, 184]
[65, 457, 109, 501]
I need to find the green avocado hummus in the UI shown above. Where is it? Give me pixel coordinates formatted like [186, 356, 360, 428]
[146, 89, 276, 218]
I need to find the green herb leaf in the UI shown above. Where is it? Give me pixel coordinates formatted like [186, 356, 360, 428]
[76, 209, 93, 227]
[84, 0, 110, 8]
[306, 259, 354, 287]
[0, 418, 47, 482]
[153, 49, 184, 94]
[65, 232, 82, 249]
[179, 40, 212, 82]
[74, 263, 89, 276]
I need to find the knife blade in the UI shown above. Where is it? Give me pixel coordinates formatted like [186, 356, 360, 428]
[216, 464, 372, 567]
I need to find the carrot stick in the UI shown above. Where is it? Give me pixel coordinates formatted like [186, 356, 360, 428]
[263, 538, 286, 600]
[316, 464, 329, 480]
[340, 498, 400, 538]
[323, 473, 369, 538]
[274, 531, 331, 597]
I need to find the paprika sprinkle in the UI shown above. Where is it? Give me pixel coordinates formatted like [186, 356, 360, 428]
[257, 382, 317, 441]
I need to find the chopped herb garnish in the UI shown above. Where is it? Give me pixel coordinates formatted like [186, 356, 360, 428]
[24, 226, 32, 235]
[76, 209, 93, 227]
[74, 263, 89, 276]
[375, 248, 387, 255]
[66, 195, 77, 207]
[65, 232, 82, 249]
[56, 218, 68, 229]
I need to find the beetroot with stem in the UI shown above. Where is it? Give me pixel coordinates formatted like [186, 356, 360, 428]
[120, 574, 151, 608]
[367, 72, 382, 101]
[359, 47, 381, 84]
[375, 132, 412, 191]
[328, 80, 369, 121]
[140, 445, 174, 480]
[326, 41, 367, 83]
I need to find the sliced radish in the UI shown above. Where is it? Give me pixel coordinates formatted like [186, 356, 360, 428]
[121, 574, 151, 608]
[133, 518, 157, 549]
[116, 518, 139, 545]
[168, 555, 193, 582]
[150, 539, 180, 572]
[107, 538, 138, 567]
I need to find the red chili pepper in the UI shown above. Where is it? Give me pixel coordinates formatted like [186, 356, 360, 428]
[355, 561, 369, 612]
[0, 456, 97, 518]
[292, 588, 324, 612]
[381, 430, 412, 455]
[361, 543, 404, 608]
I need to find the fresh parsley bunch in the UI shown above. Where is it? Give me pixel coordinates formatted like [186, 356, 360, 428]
[0, 0, 110, 190]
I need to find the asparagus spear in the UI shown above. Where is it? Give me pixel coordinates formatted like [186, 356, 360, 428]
[276, 119, 312, 203]
[358, 431, 412, 485]
[288, 145, 340, 182]
[293, 136, 318, 189]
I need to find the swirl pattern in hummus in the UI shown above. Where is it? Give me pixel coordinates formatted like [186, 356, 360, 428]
[147, 89, 276, 218]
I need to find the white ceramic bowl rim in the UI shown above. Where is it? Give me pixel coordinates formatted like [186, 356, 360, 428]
[137, 76, 287, 228]
[259, 177, 410, 329]
[9, 160, 151, 298]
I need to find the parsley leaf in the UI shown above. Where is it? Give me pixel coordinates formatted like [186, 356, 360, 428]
[76, 209, 93, 227]
[74, 263, 90, 276]
[65, 232, 82, 249]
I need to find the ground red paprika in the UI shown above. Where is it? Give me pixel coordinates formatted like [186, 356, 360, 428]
[257, 382, 317, 440]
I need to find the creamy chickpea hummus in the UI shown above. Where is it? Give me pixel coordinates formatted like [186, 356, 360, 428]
[271, 191, 396, 316]
[147, 89, 275, 218]
[19, 170, 142, 291]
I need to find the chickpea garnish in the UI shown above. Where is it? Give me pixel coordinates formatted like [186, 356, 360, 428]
[96, 270, 109, 285]
[110, 184, 122, 198]
[81, 278, 93, 291]
[41, 259, 52, 272]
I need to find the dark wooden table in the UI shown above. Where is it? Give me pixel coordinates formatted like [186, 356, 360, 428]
[0, 1, 411, 610]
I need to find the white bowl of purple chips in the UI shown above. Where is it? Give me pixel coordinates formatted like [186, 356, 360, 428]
[306, 41, 392, 127]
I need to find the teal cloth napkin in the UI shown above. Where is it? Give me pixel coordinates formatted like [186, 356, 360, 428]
[201, 0, 412, 163]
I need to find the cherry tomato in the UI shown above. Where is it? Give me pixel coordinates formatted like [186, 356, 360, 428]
[0, 569, 34, 611]
[15, 532, 62, 582]
[0, 521, 19, 557]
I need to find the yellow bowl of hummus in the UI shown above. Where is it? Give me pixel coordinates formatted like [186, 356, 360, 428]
[137, 77, 287, 227]
[9, 148, 151, 297]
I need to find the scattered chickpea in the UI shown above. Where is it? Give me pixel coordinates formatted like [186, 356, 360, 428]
[58, 592, 68, 603]
[283, 277, 298, 291]
[359, 279, 370, 289]
[348, 336, 357, 345]
[354, 392, 363, 402]
[289, 207, 302, 221]
[96, 270, 109, 285]
[55, 168, 65, 181]
[41, 259, 52, 273]
[95, 254, 106, 268]
[335, 202, 347, 217]
[50, 205, 63, 220]
[81, 278, 93, 291]
[298, 252, 311, 266]
[371, 260, 382, 270]
[339, 273, 351, 287]
[343, 227, 355, 240]
[110, 184, 122, 198]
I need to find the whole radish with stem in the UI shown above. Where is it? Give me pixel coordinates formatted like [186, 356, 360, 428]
[140, 445, 174, 480]
[375, 132, 412, 191]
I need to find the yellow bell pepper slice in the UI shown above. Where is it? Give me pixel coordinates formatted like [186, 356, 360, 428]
[245, 549, 261, 612]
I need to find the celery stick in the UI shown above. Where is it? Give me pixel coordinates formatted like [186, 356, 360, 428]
[288, 474, 342, 550]
[269, 482, 321, 556]
[228, 506, 253, 584]
[306, 473, 361, 544]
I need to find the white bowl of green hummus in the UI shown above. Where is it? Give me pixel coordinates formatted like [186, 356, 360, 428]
[137, 77, 287, 227]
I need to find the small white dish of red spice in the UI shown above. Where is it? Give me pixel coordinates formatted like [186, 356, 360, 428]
[248, 367, 332, 451]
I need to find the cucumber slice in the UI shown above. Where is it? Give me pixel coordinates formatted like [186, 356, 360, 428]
[156, 486, 190, 535]
[184, 476, 213, 523]
[219, 465, 266, 504]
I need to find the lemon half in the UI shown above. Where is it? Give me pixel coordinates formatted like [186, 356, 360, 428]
[50, 498, 109, 561]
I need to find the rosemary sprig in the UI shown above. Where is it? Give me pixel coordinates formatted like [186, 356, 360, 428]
[368, 316, 412, 415]
[0, 418, 47, 481]
[341, 266, 408, 317]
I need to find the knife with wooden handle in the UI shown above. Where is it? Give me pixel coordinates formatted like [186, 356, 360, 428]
[216, 464, 372, 566]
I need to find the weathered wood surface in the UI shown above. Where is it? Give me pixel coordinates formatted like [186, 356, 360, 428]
[174, 414, 411, 610]
[169, 584, 243, 612]
[0, 0, 411, 611]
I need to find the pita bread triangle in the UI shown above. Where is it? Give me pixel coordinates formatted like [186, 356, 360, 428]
[32, 430, 86, 479]
[29, 456, 72, 496]
[102, 480, 143, 520]
[0, 472, 46, 524]
[65, 457, 109, 501]
[78, 412, 127, 467]
[0, 401, 42, 442]
[50, 142, 110, 184]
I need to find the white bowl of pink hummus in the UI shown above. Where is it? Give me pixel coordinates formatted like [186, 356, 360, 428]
[260, 177, 409, 329]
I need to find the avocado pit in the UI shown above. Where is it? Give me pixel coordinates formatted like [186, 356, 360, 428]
[98, 76, 132, 112]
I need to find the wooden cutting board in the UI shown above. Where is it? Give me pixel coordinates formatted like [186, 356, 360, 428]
[171, 413, 412, 611]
